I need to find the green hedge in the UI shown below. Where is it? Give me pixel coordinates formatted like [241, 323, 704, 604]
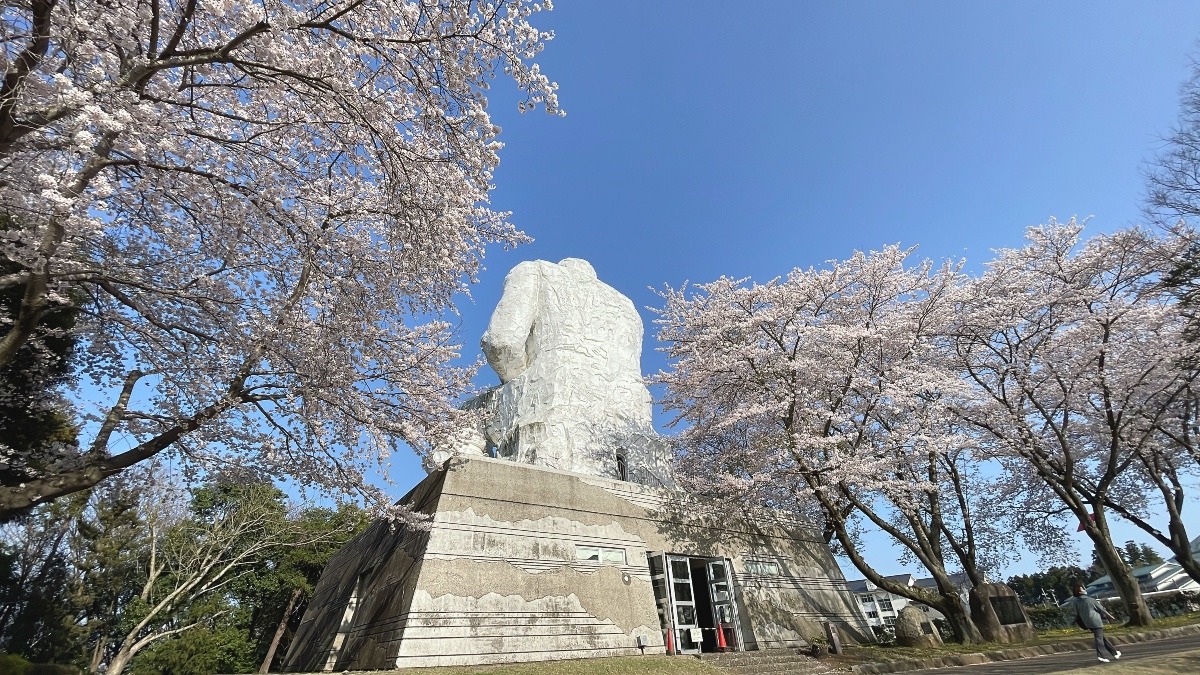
[0, 655, 77, 675]
[1024, 605, 1073, 630]
[0, 654, 30, 675]
[25, 665, 78, 675]
[1023, 589, 1200, 630]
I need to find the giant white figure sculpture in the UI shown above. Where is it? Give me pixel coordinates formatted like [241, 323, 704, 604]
[431, 258, 674, 488]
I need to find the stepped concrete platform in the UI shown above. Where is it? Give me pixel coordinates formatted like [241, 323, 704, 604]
[700, 648, 839, 675]
[282, 456, 872, 670]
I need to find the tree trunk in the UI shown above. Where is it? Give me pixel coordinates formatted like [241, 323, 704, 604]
[103, 649, 132, 675]
[1103, 460, 1200, 587]
[1176, 552, 1200, 588]
[89, 638, 104, 675]
[1159, 495, 1199, 584]
[920, 565, 983, 644]
[939, 591, 983, 644]
[260, 587, 302, 673]
[821, 506, 984, 643]
[1087, 528, 1153, 626]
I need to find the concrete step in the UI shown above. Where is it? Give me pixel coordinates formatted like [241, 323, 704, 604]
[699, 648, 812, 663]
[703, 653, 816, 667]
[698, 648, 834, 675]
[720, 661, 829, 675]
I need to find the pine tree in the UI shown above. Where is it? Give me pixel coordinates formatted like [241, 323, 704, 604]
[0, 496, 85, 663]
[1123, 540, 1145, 568]
[71, 474, 156, 673]
[1089, 549, 1109, 579]
[1140, 544, 1165, 565]
[234, 503, 368, 671]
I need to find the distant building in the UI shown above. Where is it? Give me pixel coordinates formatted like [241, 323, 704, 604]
[1085, 561, 1199, 600]
[845, 572, 973, 631]
[1083, 536, 1200, 601]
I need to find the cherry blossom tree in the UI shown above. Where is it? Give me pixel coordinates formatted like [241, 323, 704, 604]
[1112, 380, 1200, 586]
[946, 220, 1200, 627]
[654, 247, 995, 643]
[0, 0, 562, 517]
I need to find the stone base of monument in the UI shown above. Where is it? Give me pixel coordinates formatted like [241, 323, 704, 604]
[895, 605, 944, 649]
[969, 583, 1037, 644]
[282, 456, 874, 670]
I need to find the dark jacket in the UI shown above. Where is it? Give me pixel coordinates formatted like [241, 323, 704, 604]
[1071, 595, 1111, 629]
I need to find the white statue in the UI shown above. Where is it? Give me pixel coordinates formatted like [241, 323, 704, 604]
[430, 258, 674, 487]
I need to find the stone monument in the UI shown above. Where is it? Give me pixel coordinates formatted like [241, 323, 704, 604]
[430, 258, 674, 488]
[894, 605, 943, 648]
[968, 583, 1036, 644]
[282, 259, 872, 671]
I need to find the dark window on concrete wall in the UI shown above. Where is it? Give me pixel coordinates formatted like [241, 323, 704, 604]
[616, 450, 628, 481]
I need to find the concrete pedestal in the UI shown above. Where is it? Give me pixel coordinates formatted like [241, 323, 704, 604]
[283, 457, 872, 670]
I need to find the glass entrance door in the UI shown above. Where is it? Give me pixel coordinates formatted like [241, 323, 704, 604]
[666, 555, 701, 654]
[707, 559, 740, 651]
[648, 553, 743, 655]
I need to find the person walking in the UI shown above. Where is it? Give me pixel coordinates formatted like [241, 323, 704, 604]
[1071, 583, 1122, 663]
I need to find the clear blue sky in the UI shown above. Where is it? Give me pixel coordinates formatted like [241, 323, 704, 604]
[387, 2, 1200, 579]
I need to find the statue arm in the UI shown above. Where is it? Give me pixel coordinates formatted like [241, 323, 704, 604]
[481, 261, 541, 382]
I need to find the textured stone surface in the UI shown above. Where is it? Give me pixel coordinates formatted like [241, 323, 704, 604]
[431, 258, 674, 488]
[894, 605, 942, 648]
[968, 582, 1036, 644]
[282, 457, 872, 671]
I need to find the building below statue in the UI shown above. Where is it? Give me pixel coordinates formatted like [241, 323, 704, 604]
[282, 456, 872, 670]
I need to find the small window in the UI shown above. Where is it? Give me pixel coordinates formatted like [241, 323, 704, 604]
[576, 545, 625, 565]
[616, 450, 628, 481]
[860, 594, 875, 605]
[878, 597, 894, 612]
[866, 610, 879, 619]
[745, 560, 781, 576]
[671, 559, 691, 579]
[676, 605, 696, 625]
[883, 617, 896, 626]
[710, 562, 727, 581]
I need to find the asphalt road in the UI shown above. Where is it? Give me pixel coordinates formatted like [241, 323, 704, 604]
[910, 634, 1200, 674]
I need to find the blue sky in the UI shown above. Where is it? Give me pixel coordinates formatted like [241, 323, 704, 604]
[386, 2, 1200, 578]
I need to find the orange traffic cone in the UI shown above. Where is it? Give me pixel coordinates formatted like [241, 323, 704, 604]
[716, 623, 729, 652]
[665, 628, 674, 655]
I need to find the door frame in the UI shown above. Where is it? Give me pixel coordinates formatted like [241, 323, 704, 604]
[649, 552, 744, 655]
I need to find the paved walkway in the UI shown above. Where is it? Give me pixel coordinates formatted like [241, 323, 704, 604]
[909, 633, 1200, 674]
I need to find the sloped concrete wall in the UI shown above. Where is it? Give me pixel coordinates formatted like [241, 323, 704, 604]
[284, 472, 447, 670]
[283, 456, 872, 670]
